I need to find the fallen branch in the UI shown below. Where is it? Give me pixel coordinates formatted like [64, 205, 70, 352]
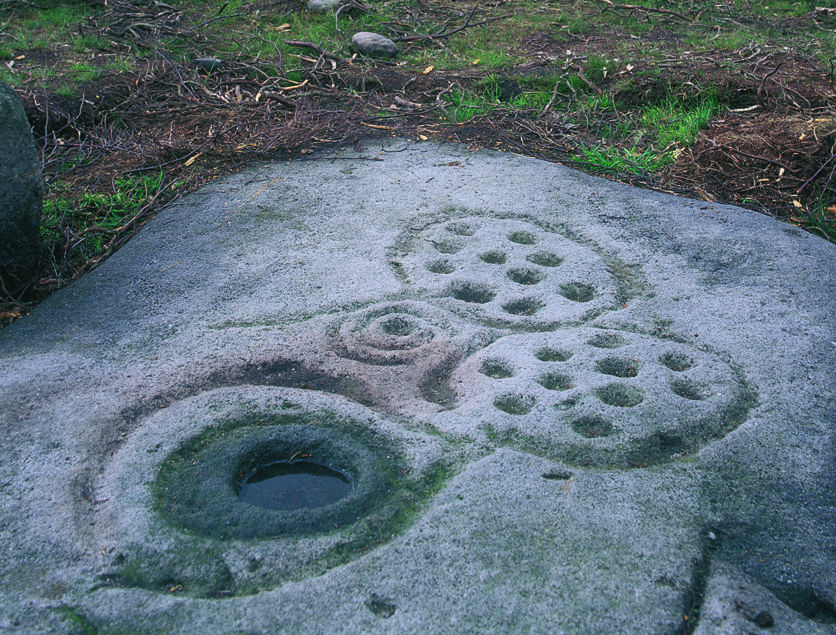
[360, 121, 396, 131]
[254, 91, 294, 108]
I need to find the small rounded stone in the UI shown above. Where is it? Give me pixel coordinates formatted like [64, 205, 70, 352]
[352, 32, 399, 58]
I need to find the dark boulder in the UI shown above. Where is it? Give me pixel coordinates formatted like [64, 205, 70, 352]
[0, 82, 42, 294]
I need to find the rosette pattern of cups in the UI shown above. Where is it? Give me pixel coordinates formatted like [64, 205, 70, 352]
[327, 300, 463, 365]
[92, 386, 448, 598]
[394, 215, 621, 328]
[440, 328, 755, 467]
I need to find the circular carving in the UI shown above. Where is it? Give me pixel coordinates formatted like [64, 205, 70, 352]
[595, 357, 640, 378]
[480, 358, 515, 379]
[328, 301, 460, 365]
[396, 216, 619, 328]
[95, 387, 447, 597]
[535, 347, 573, 362]
[493, 393, 536, 415]
[441, 328, 754, 467]
[158, 424, 387, 539]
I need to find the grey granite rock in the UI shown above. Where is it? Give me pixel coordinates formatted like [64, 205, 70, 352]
[0, 139, 833, 634]
[307, 0, 342, 10]
[352, 31, 399, 57]
[0, 82, 42, 292]
[191, 57, 223, 71]
[694, 560, 834, 635]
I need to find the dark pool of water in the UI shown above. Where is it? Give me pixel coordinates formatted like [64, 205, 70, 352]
[238, 460, 353, 511]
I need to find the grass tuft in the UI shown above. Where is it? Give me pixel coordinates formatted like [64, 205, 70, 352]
[575, 144, 674, 175]
[42, 172, 168, 275]
[641, 91, 723, 148]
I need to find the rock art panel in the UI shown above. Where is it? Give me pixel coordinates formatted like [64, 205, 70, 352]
[0, 141, 832, 635]
[394, 214, 621, 329]
[437, 327, 755, 467]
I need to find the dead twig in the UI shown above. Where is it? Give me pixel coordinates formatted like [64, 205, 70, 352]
[756, 62, 783, 99]
[286, 40, 348, 64]
[539, 74, 566, 116]
[797, 153, 836, 194]
[261, 91, 296, 107]
[599, 0, 691, 22]
[706, 139, 796, 172]
[568, 63, 603, 95]
[394, 5, 512, 42]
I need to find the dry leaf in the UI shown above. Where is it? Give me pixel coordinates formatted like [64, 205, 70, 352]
[422, 65, 434, 75]
[471, 58, 480, 65]
[419, 134, 428, 141]
[792, 200, 803, 208]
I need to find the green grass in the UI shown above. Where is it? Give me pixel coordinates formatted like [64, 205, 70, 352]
[575, 88, 724, 174]
[406, 37, 522, 70]
[0, 67, 19, 86]
[103, 57, 135, 73]
[584, 55, 621, 83]
[597, 119, 634, 141]
[69, 62, 102, 83]
[584, 94, 617, 112]
[4, 3, 99, 53]
[551, 10, 592, 38]
[403, 2, 549, 70]
[641, 91, 723, 148]
[42, 172, 166, 271]
[575, 144, 674, 175]
[0, 63, 56, 87]
[798, 191, 836, 241]
[71, 34, 112, 54]
[509, 89, 551, 110]
[201, 6, 389, 63]
[506, 73, 563, 110]
[685, 28, 767, 51]
[444, 87, 497, 122]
